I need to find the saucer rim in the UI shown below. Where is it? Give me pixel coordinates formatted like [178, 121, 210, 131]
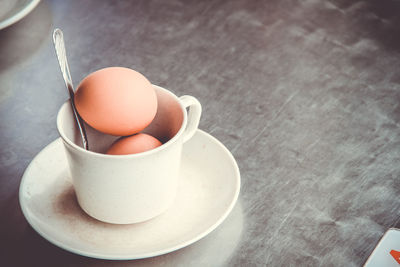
[19, 129, 241, 260]
[0, 0, 41, 30]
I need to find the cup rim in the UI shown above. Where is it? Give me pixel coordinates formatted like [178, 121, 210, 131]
[56, 85, 188, 159]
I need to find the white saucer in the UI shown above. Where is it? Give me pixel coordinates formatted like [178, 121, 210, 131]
[0, 0, 41, 30]
[19, 130, 240, 260]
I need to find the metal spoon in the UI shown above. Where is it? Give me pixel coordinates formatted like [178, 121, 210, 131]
[53, 28, 89, 150]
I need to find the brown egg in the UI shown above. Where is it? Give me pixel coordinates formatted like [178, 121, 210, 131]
[74, 67, 157, 136]
[107, 133, 162, 155]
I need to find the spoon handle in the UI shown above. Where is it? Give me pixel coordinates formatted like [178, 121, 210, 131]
[53, 28, 89, 150]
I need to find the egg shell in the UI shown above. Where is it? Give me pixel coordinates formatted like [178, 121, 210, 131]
[74, 67, 157, 136]
[107, 133, 162, 155]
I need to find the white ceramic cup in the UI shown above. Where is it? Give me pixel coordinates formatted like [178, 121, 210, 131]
[57, 85, 202, 224]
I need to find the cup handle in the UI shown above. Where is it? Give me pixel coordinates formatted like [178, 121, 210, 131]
[179, 95, 202, 143]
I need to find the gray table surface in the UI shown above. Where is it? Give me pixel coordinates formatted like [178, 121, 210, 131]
[1, 0, 400, 266]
